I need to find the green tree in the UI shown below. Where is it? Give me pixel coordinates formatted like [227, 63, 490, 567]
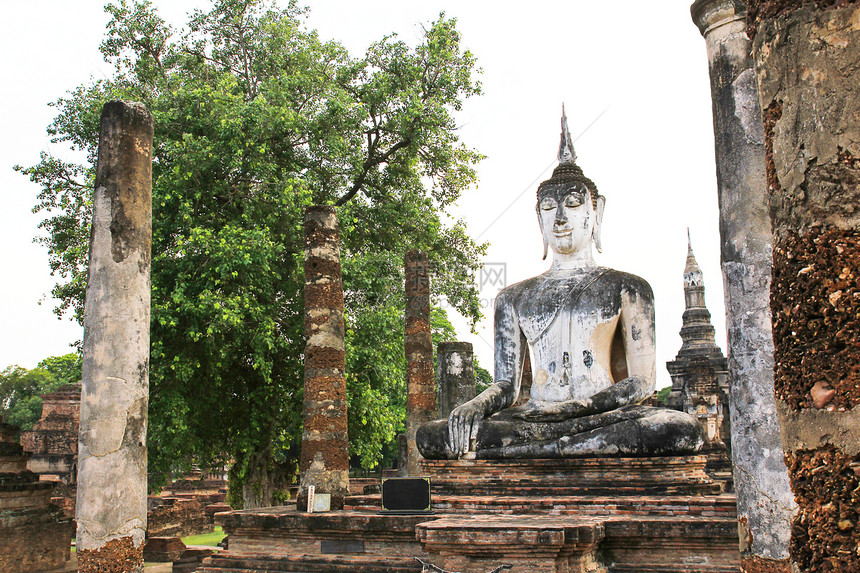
[0, 354, 82, 432]
[18, 0, 484, 506]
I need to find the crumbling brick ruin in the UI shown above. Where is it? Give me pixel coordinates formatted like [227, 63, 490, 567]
[749, 1, 860, 569]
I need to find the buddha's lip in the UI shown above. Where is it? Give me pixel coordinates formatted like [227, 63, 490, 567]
[553, 229, 573, 237]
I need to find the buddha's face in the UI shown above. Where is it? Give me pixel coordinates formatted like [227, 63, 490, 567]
[537, 182, 596, 256]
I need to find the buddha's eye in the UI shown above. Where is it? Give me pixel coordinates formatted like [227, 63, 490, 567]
[564, 193, 584, 208]
[540, 198, 557, 210]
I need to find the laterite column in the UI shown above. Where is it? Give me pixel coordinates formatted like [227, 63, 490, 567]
[691, 2, 795, 569]
[77, 101, 152, 573]
[297, 206, 350, 511]
[748, 2, 860, 570]
[405, 251, 435, 476]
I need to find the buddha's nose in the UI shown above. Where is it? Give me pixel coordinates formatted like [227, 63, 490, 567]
[555, 209, 568, 226]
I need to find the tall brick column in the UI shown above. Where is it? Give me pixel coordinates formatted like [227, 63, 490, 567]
[747, 3, 860, 570]
[436, 342, 476, 419]
[76, 101, 152, 573]
[297, 206, 350, 511]
[404, 251, 435, 476]
[690, 2, 796, 569]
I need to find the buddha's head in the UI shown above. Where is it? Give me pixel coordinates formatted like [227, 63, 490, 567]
[536, 109, 605, 261]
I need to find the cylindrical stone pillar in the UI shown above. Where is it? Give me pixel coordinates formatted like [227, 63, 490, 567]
[748, 3, 860, 570]
[76, 101, 152, 573]
[436, 342, 476, 419]
[297, 206, 350, 511]
[404, 251, 435, 476]
[690, 3, 797, 569]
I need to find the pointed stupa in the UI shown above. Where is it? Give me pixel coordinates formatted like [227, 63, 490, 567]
[666, 231, 730, 456]
[683, 229, 705, 292]
[677, 231, 720, 354]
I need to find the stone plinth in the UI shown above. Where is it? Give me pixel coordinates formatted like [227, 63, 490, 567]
[417, 515, 606, 573]
[419, 456, 721, 496]
[0, 420, 73, 573]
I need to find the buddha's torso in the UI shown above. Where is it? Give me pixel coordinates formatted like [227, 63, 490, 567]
[501, 267, 641, 403]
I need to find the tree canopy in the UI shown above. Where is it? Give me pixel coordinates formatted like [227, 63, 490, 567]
[17, 0, 485, 505]
[0, 354, 82, 432]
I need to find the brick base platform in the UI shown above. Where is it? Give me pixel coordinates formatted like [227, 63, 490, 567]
[420, 456, 722, 496]
[202, 456, 741, 573]
[417, 515, 606, 573]
[346, 493, 738, 517]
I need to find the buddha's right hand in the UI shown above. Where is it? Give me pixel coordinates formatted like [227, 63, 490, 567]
[447, 400, 484, 456]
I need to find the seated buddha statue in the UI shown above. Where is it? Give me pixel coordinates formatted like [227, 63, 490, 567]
[417, 111, 705, 460]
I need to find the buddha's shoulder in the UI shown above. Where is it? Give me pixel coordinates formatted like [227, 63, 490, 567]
[593, 268, 654, 298]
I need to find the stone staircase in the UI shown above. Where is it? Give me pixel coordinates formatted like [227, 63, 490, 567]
[199, 456, 741, 573]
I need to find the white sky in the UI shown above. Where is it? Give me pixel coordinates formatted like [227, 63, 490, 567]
[0, 1, 727, 389]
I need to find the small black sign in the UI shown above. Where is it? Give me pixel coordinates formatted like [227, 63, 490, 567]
[380, 477, 432, 514]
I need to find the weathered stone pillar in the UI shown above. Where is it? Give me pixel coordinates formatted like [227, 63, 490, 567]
[76, 101, 152, 573]
[747, 3, 860, 570]
[404, 251, 435, 476]
[691, 3, 797, 569]
[297, 206, 350, 511]
[436, 342, 476, 419]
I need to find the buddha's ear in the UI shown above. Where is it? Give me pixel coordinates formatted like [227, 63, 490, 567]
[593, 195, 606, 253]
[537, 206, 549, 260]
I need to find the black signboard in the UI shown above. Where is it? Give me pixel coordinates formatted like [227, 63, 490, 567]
[380, 477, 432, 514]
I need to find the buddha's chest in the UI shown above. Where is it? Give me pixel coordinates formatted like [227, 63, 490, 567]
[513, 274, 623, 402]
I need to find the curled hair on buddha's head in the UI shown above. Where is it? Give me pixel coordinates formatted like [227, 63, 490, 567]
[536, 104, 602, 210]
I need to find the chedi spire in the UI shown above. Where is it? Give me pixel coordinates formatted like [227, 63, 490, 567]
[537, 105, 601, 209]
[558, 104, 577, 165]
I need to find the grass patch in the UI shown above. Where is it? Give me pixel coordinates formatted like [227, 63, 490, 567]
[181, 526, 225, 547]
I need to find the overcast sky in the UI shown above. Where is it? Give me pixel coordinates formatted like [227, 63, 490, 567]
[0, 1, 727, 389]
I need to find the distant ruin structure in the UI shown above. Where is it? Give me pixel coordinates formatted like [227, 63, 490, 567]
[0, 418, 73, 572]
[297, 206, 350, 511]
[665, 238, 731, 478]
[76, 101, 153, 573]
[691, 0, 796, 567]
[747, 2, 860, 570]
[20, 382, 81, 485]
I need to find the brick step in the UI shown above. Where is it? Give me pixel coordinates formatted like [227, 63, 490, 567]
[610, 566, 739, 572]
[200, 552, 422, 572]
[424, 481, 722, 496]
[344, 493, 738, 518]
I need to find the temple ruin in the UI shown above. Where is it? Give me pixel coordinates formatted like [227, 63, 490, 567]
[665, 236, 732, 483]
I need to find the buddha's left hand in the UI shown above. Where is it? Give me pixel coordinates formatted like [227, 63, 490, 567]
[514, 399, 590, 422]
